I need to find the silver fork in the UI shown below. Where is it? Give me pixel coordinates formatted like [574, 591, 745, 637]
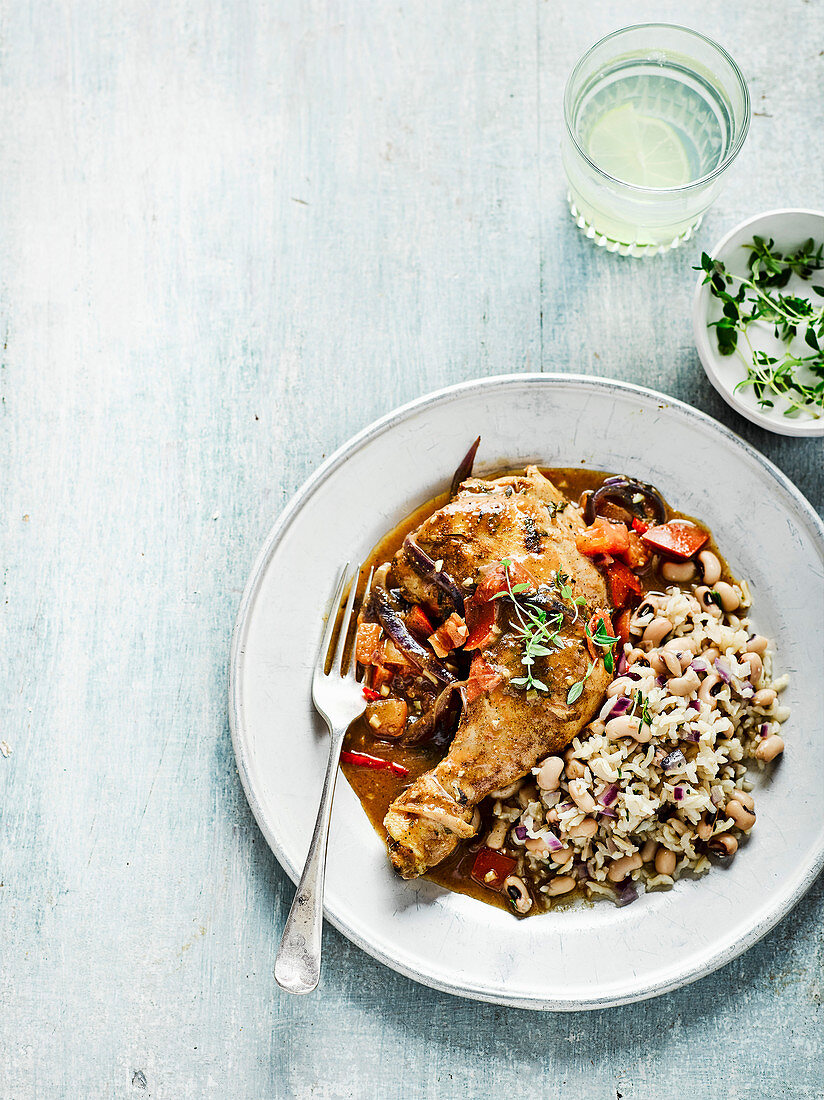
[274, 561, 369, 994]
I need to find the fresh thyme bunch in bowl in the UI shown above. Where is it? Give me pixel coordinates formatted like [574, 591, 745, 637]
[692, 209, 824, 436]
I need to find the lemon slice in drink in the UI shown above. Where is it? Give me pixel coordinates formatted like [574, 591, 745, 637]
[587, 103, 691, 188]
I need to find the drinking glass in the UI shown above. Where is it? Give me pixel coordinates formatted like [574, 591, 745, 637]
[562, 24, 751, 257]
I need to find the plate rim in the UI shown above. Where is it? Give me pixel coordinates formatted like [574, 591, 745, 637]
[692, 206, 824, 438]
[229, 372, 824, 1010]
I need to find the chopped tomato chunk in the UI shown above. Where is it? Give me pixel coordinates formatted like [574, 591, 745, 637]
[428, 612, 469, 657]
[623, 529, 651, 570]
[606, 561, 644, 608]
[631, 517, 650, 535]
[576, 516, 630, 558]
[355, 622, 382, 665]
[585, 609, 616, 661]
[474, 560, 535, 603]
[465, 652, 504, 704]
[642, 521, 709, 561]
[470, 847, 517, 892]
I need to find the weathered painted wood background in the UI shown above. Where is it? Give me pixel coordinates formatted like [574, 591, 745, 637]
[1, 1, 822, 1097]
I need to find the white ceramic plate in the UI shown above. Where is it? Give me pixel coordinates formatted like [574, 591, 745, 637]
[693, 208, 824, 437]
[230, 374, 824, 1010]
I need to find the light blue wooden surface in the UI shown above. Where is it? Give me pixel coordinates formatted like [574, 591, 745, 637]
[1, 1, 822, 1097]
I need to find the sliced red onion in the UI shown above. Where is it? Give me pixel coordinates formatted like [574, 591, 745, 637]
[617, 651, 628, 675]
[625, 671, 642, 681]
[370, 586, 456, 685]
[611, 696, 632, 717]
[691, 658, 708, 672]
[603, 475, 626, 486]
[600, 696, 617, 721]
[402, 535, 465, 614]
[449, 436, 480, 498]
[682, 729, 700, 743]
[557, 801, 574, 813]
[662, 749, 686, 773]
[741, 683, 754, 698]
[687, 699, 700, 711]
[656, 676, 666, 687]
[546, 831, 563, 853]
[614, 879, 639, 907]
[674, 785, 684, 801]
[600, 783, 619, 807]
[710, 787, 725, 807]
[714, 658, 731, 684]
[760, 723, 769, 738]
[514, 825, 527, 841]
[599, 805, 617, 819]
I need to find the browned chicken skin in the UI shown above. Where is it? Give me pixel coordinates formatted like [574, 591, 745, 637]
[383, 466, 612, 878]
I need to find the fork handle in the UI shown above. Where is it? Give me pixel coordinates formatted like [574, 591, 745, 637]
[274, 726, 345, 994]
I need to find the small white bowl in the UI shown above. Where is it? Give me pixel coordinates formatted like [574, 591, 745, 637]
[693, 208, 824, 437]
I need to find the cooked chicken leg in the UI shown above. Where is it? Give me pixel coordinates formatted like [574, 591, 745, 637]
[383, 466, 611, 878]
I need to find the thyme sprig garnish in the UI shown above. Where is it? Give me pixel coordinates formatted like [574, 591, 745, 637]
[585, 616, 619, 674]
[696, 236, 824, 418]
[499, 558, 563, 694]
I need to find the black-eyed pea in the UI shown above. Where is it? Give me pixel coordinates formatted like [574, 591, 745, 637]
[605, 714, 643, 741]
[503, 875, 533, 913]
[708, 833, 738, 858]
[755, 735, 784, 762]
[567, 817, 597, 840]
[713, 581, 739, 612]
[698, 549, 722, 585]
[546, 875, 576, 897]
[695, 586, 723, 618]
[640, 839, 658, 863]
[667, 668, 701, 697]
[752, 688, 776, 707]
[536, 756, 564, 792]
[661, 560, 696, 583]
[741, 651, 763, 685]
[607, 853, 643, 882]
[525, 836, 549, 854]
[552, 845, 574, 865]
[746, 635, 769, 655]
[725, 799, 756, 831]
[732, 789, 755, 811]
[643, 617, 672, 646]
[698, 672, 723, 705]
[568, 780, 596, 813]
[565, 756, 587, 781]
[696, 818, 713, 842]
[654, 847, 677, 875]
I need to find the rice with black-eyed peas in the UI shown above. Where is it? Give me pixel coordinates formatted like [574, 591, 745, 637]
[485, 580, 789, 906]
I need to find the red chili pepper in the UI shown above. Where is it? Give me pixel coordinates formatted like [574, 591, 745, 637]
[631, 517, 650, 535]
[362, 686, 380, 701]
[340, 749, 409, 777]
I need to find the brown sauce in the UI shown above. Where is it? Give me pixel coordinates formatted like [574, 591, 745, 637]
[340, 467, 731, 914]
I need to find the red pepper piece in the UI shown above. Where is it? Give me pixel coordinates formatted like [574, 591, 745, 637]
[631, 517, 650, 535]
[641, 520, 709, 561]
[614, 608, 632, 647]
[606, 561, 644, 609]
[470, 847, 517, 891]
[339, 750, 409, 777]
[362, 686, 380, 701]
[464, 596, 498, 651]
[405, 605, 435, 642]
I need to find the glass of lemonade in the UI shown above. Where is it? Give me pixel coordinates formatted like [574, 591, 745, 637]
[562, 24, 751, 256]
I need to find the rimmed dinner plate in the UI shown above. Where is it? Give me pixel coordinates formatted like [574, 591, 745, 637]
[229, 374, 824, 1010]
